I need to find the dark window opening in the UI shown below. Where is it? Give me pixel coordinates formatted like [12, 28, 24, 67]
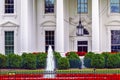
[77, 41, 88, 52]
[5, 0, 14, 13]
[5, 31, 14, 55]
[45, 31, 55, 52]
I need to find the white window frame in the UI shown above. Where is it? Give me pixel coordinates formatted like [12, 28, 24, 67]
[2, 0, 17, 17]
[108, 0, 120, 16]
[0, 25, 19, 55]
[107, 26, 120, 52]
[42, 0, 56, 16]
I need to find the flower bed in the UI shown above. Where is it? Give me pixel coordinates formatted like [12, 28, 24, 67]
[0, 74, 120, 80]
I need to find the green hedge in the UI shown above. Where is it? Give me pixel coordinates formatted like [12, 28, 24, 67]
[0, 54, 7, 68]
[22, 53, 36, 69]
[66, 52, 79, 59]
[36, 52, 47, 68]
[106, 54, 120, 68]
[69, 59, 81, 69]
[84, 52, 94, 68]
[7, 54, 22, 69]
[101, 52, 110, 68]
[66, 52, 81, 68]
[91, 54, 105, 68]
[58, 57, 70, 69]
[53, 52, 61, 68]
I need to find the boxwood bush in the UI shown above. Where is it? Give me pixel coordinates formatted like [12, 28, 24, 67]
[58, 57, 70, 69]
[84, 52, 94, 68]
[0, 54, 7, 68]
[7, 54, 22, 69]
[69, 59, 81, 68]
[106, 54, 120, 68]
[66, 52, 79, 59]
[101, 52, 110, 68]
[66, 52, 81, 68]
[36, 52, 47, 68]
[22, 53, 36, 69]
[91, 54, 105, 68]
[53, 51, 61, 68]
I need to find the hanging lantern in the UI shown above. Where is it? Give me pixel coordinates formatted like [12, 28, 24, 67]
[76, 21, 84, 36]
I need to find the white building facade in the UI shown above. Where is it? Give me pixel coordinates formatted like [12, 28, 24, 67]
[0, 0, 120, 55]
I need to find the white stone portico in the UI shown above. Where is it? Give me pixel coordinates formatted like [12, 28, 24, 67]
[0, 0, 120, 55]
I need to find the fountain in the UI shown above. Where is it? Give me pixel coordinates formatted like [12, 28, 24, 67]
[44, 45, 56, 78]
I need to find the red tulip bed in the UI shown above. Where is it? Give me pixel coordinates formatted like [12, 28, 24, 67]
[0, 73, 120, 80]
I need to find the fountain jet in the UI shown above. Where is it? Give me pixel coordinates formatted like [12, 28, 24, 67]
[44, 45, 56, 78]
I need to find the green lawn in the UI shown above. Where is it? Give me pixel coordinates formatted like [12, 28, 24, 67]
[0, 69, 120, 75]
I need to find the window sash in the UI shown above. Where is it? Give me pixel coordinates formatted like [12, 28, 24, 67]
[5, 0, 14, 13]
[45, 0, 54, 13]
[45, 31, 55, 52]
[77, 0, 88, 13]
[110, 0, 120, 13]
[5, 31, 14, 55]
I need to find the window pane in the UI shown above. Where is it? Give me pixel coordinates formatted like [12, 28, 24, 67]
[5, 31, 14, 55]
[111, 30, 120, 52]
[45, 31, 55, 52]
[78, 0, 88, 13]
[45, 0, 54, 13]
[111, 4, 120, 12]
[5, 0, 14, 13]
[77, 41, 88, 52]
[111, 0, 119, 3]
[110, 0, 120, 13]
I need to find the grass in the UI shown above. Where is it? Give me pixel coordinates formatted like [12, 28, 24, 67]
[1, 69, 120, 75]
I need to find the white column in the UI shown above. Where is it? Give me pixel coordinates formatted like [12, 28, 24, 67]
[92, 0, 100, 52]
[56, 0, 65, 53]
[20, 0, 29, 52]
[20, 0, 36, 53]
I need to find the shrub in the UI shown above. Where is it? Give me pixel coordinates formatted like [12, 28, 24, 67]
[36, 52, 47, 68]
[106, 54, 120, 68]
[53, 52, 61, 68]
[7, 54, 22, 69]
[66, 52, 79, 59]
[69, 59, 81, 69]
[84, 52, 94, 68]
[22, 53, 36, 69]
[91, 54, 105, 68]
[58, 57, 70, 69]
[66, 52, 81, 68]
[0, 54, 7, 68]
[101, 52, 110, 68]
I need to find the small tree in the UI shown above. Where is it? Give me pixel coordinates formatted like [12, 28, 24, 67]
[36, 52, 47, 68]
[91, 54, 105, 68]
[106, 54, 120, 68]
[66, 52, 81, 68]
[22, 53, 36, 69]
[0, 54, 7, 68]
[84, 52, 94, 68]
[53, 51, 61, 68]
[7, 54, 22, 69]
[58, 57, 70, 69]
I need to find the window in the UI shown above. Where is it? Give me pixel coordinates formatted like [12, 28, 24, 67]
[77, 41, 88, 52]
[5, 31, 14, 55]
[77, 0, 88, 13]
[110, 0, 120, 13]
[111, 30, 120, 52]
[45, 0, 54, 13]
[45, 31, 55, 52]
[5, 0, 14, 13]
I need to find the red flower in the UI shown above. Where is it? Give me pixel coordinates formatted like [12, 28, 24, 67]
[77, 52, 87, 56]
